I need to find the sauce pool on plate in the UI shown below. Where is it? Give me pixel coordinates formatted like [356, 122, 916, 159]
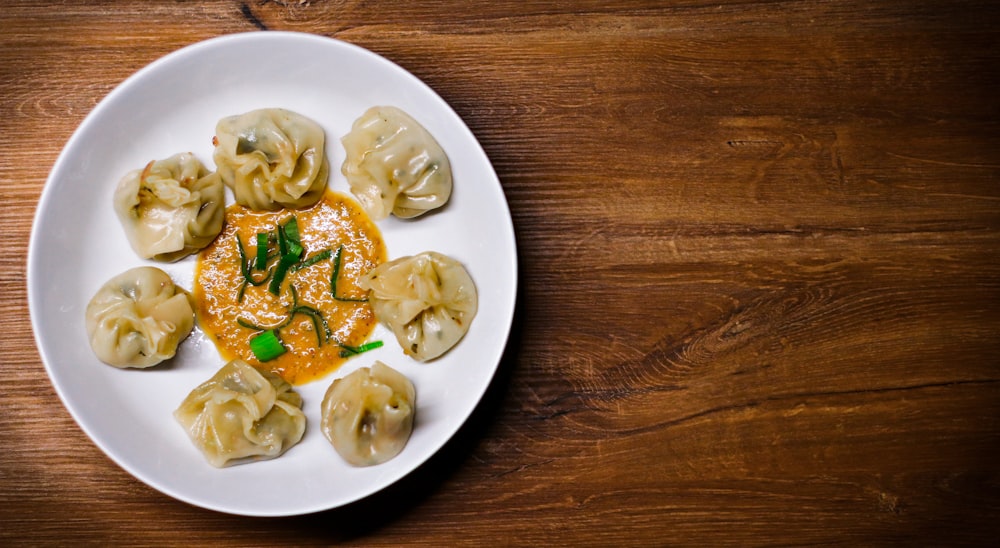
[194, 191, 386, 385]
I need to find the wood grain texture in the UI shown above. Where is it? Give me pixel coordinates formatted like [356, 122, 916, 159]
[2, 0, 999, 545]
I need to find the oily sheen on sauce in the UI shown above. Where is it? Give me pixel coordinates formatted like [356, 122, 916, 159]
[194, 191, 387, 385]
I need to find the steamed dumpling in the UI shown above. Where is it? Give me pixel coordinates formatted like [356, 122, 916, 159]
[341, 106, 452, 220]
[175, 359, 306, 468]
[85, 266, 195, 368]
[113, 152, 224, 262]
[360, 252, 477, 361]
[321, 361, 416, 466]
[213, 108, 329, 210]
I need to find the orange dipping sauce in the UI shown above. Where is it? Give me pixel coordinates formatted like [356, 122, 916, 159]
[194, 192, 386, 385]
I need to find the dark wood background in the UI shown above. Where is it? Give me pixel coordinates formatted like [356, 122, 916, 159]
[2, 1, 999, 545]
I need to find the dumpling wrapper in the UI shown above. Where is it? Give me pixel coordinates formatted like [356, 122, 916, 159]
[321, 361, 416, 466]
[85, 266, 195, 368]
[175, 359, 306, 468]
[341, 106, 452, 220]
[113, 152, 225, 262]
[213, 108, 329, 210]
[360, 251, 477, 361]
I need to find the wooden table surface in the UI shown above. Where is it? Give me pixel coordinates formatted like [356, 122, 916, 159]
[2, 1, 999, 545]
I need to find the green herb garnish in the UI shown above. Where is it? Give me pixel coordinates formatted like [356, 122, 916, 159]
[237, 234, 271, 302]
[292, 248, 331, 272]
[282, 216, 300, 246]
[249, 330, 286, 362]
[330, 245, 369, 302]
[238, 285, 332, 349]
[338, 340, 384, 358]
[255, 232, 269, 270]
[291, 304, 333, 347]
[268, 239, 304, 295]
[286, 285, 333, 347]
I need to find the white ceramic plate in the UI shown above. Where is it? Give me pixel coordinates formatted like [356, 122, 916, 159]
[27, 32, 516, 516]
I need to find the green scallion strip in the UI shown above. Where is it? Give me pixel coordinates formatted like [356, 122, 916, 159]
[274, 216, 301, 261]
[237, 316, 292, 332]
[268, 261, 290, 295]
[268, 240, 304, 295]
[237, 285, 332, 350]
[236, 234, 271, 303]
[282, 216, 300, 246]
[330, 245, 369, 302]
[301, 310, 324, 346]
[289, 306, 331, 348]
[237, 318, 261, 330]
[249, 330, 287, 362]
[237, 235, 270, 286]
[237, 269, 271, 303]
[338, 340, 384, 358]
[276, 221, 288, 257]
[255, 232, 269, 270]
[291, 248, 331, 272]
[288, 241, 303, 260]
[291, 304, 333, 344]
[237, 234, 250, 278]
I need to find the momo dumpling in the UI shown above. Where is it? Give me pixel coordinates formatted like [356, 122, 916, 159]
[213, 108, 329, 210]
[85, 266, 195, 368]
[360, 252, 477, 361]
[341, 106, 452, 220]
[175, 359, 306, 468]
[113, 152, 224, 262]
[321, 361, 416, 466]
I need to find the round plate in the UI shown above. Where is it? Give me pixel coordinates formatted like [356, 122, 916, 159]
[27, 32, 517, 516]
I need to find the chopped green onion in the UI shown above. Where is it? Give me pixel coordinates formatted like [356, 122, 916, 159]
[283, 285, 332, 347]
[282, 216, 300, 246]
[237, 316, 292, 332]
[282, 216, 299, 243]
[236, 235, 270, 286]
[276, 221, 288, 257]
[237, 317, 263, 330]
[239, 286, 332, 348]
[291, 304, 333, 347]
[268, 260, 290, 295]
[237, 234, 250, 277]
[298, 309, 325, 347]
[249, 330, 286, 362]
[236, 234, 271, 302]
[255, 232, 269, 270]
[275, 216, 301, 260]
[330, 245, 369, 302]
[292, 248, 331, 272]
[338, 340, 384, 358]
[267, 239, 304, 295]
